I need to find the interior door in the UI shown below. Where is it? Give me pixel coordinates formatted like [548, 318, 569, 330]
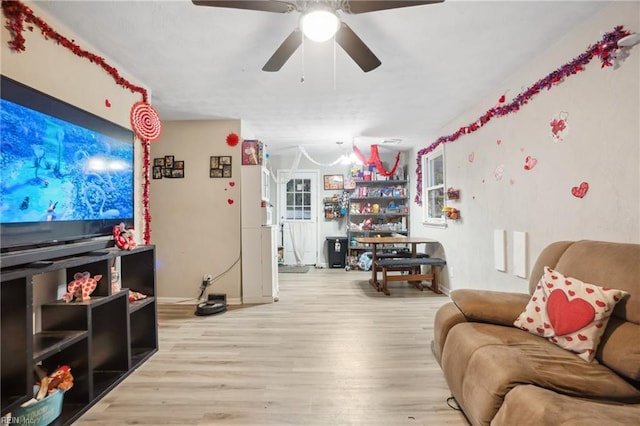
[277, 170, 318, 266]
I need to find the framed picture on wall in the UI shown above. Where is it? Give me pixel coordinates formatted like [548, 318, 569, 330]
[324, 174, 344, 190]
[210, 155, 231, 178]
[152, 166, 163, 179]
[241, 140, 262, 165]
[154, 158, 165, 167]
[164, 155, 174, 169]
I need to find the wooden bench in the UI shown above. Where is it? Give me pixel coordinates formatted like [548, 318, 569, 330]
[375, 257, 446, 295]
[375, 252, 430, 259]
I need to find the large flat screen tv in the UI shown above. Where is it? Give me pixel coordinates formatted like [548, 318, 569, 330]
[0, 75, 134, 253]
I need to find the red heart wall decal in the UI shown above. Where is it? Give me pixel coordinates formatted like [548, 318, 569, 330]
[571, 182, 589, 198]
[547, 289, 595, 336]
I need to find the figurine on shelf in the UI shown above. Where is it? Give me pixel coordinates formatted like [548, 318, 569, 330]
[62, 272, 101, 302]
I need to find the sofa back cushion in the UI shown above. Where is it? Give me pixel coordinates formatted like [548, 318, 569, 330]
[529, 240, 640, 381]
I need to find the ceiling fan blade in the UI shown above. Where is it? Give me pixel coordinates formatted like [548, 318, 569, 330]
[341, 0, 444, 14]
[262, 29, 302, 72]
[335, 23, 381, 72]
[191, 1, 295, 14]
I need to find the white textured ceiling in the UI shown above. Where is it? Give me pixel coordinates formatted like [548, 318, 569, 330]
[34, 0, 609, 154]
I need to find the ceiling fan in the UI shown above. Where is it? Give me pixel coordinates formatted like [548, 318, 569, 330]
[192, 1, 443, 72]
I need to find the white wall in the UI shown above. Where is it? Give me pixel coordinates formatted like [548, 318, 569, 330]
[408, 2, 640, 294]
[149, 120, 242, 302]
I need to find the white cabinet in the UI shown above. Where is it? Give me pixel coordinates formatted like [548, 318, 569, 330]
[241, 163, 278, 304]
[241, 225, 278, 304]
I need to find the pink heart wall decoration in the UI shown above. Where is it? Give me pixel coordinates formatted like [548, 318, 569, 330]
[523, 156, 537, 170]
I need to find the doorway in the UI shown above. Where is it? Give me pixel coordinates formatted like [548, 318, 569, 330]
[277, 170, 319, 266]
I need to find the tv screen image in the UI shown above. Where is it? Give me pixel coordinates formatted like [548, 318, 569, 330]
[1, 76, 134, 251]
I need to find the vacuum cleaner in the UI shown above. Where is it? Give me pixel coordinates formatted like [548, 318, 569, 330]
[195, 275, 227, 316]
[195, 293, 227, 316]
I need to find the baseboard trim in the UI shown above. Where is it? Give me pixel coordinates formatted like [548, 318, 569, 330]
[158, 296, 242, 305]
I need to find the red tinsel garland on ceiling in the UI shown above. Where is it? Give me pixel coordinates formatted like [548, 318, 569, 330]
[414, 25, 630, 205]
[2, 0, 154, 244]
[353, 144, 401, 177]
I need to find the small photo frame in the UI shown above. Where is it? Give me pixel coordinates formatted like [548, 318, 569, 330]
[174, 160, 184, 170]
[164, 155, 174, 169]
[152, 166, 163, 179]
[242, 140, 262, 165]
[324, 174, 344, 190]
[154, 158, 165, 167]
[171, 168, 184, 178]
[210, 155, 232, 178]
[163, 167, 172, 178]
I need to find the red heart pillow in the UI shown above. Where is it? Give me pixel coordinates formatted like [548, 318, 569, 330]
[514, 267, 628, 362]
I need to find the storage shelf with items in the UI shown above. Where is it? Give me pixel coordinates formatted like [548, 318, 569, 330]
[1, 245, 158, 425]
[345, 172, 410, 270]
[323, 192, 348, 220]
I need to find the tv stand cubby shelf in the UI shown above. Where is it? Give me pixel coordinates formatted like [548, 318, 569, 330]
[1, 245, 158, 425]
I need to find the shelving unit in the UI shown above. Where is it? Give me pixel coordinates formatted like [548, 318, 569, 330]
[346, 179, 410, 269]
[1, 245, 158, 425]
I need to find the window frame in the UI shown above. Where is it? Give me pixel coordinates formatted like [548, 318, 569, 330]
[421, 146, 447, 227]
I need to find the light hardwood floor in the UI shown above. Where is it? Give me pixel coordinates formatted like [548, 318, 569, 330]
[76, 268, 468, 425]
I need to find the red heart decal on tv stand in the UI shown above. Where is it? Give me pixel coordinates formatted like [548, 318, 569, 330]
[571, 182, 589, 198]
[547, 289, 595, 336]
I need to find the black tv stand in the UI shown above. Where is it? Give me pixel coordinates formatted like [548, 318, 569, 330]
[1, 245, 158, 424]
[1, 239, 112, 269]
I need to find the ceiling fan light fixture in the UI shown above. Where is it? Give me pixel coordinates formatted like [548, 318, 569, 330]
[300, 8, 340, 42]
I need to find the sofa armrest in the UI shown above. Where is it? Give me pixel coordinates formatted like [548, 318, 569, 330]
[450, 289, 531, 326]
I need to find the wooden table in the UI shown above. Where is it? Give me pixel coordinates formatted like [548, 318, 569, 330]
[355, 236, 438, 293]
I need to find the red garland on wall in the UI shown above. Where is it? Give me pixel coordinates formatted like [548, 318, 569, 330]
[414, 25, 630, 205]
[353, 144, 401, 177]
[2, 0, 155, 244]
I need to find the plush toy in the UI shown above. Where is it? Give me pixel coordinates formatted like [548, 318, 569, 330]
[128, 290, 148, 302]
[63, 271, 101, 302]
[113, 222, 136, 250]
[47, 365, 74, 393]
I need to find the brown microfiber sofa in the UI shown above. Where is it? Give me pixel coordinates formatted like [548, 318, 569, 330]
[433, 240, 640, 425]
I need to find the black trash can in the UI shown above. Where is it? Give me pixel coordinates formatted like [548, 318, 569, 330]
[327, 236, 348, 268]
